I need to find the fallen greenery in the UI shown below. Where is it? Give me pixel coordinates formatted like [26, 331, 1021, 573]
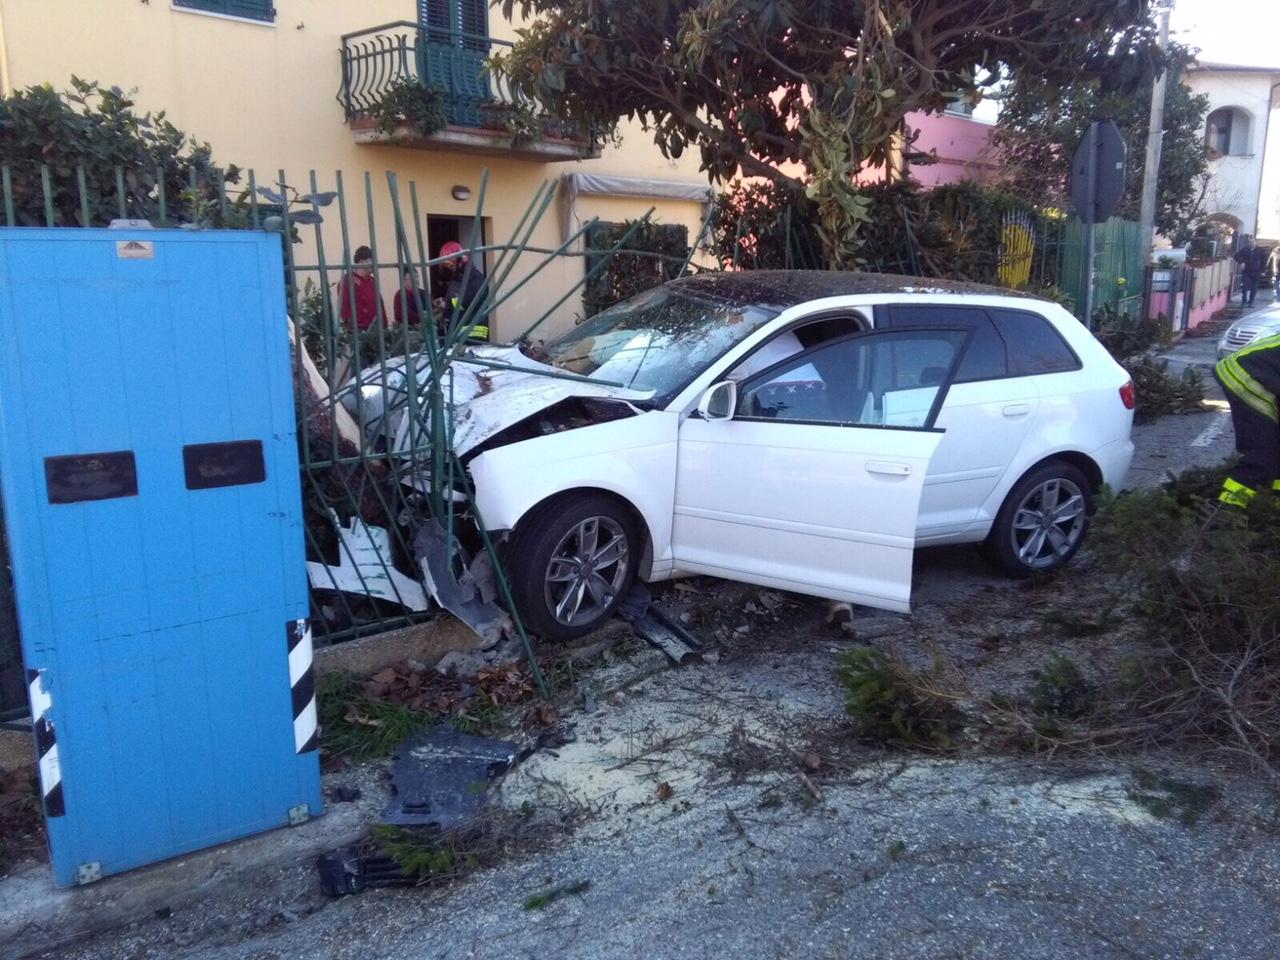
[1123, 356, 1207, 422]
[370, 825, 466, 881]
[524, 878, 591, 910]
[836, 647, 962, 750]
[315, 647, 593, 763]
[834, 463, 1280, 796]
[317, 672, 436, 761]
[1093, 306, 1206, 421]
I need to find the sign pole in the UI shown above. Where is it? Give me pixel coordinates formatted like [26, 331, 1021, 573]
[1082, 123, 1098, 330]
[1070, 119, 1126, 333]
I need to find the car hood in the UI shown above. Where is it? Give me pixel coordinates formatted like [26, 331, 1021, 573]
[1225, 309, 1280, 339]
[448, 347, 652, 455]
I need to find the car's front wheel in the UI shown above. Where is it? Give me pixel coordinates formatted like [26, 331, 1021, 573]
[506, 493, 639, 641]
[986, 461, 1092, 577]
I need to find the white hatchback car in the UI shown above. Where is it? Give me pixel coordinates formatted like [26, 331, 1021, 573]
[359, 272, 1135, 640]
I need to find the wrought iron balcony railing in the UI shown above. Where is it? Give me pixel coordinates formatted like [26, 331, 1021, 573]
[338, 20, 593, 153]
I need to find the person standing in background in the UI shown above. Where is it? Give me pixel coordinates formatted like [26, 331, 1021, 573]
[1234, 237, 1267, 307]
[338, 245, 385, 330]
[393, 267, 426, 327]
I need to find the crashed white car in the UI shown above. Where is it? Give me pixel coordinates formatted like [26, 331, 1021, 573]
[347, 272, 1135, 641]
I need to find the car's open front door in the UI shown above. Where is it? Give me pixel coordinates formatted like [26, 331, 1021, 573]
[672, 327, 969, 612]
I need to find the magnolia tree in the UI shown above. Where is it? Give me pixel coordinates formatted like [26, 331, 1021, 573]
[493, 0, 1159, 265]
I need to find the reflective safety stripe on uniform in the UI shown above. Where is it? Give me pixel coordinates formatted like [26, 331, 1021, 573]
[1219, 476, 1257, 507]
[1216, 354, 1278, 422]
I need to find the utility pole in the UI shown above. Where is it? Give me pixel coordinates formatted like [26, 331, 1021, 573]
[1137, 0, 1173, 262]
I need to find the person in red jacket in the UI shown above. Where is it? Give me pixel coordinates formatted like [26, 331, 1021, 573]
[338, 245, 385, 330]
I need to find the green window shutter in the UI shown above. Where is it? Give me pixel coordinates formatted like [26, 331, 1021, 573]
[173, 0, 276, 23]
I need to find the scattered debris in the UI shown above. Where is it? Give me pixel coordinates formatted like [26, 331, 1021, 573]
[841, 613, 910, 641]
[655, 781, 675, 801]
[615, 581, 652, 623]
[307, 509, 429, 611]
[631, 605, 703, 664]
[434, 632, 525, 680]
[523, 878, 591, 911]
[330, 785, 363, 803]
[316, 845, 415, 897]
[415, 521, 511, 644]
[383, 726, 518, 829]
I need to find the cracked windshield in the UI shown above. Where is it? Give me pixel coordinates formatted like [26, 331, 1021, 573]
[537, 285, 780, 400]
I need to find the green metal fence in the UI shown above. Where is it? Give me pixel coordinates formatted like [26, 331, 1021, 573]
[0, 158, 709, 714]
[1061, 216, 1144, 322]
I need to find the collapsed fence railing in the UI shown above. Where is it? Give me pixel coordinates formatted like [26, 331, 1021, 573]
[0, 159, 716, 706]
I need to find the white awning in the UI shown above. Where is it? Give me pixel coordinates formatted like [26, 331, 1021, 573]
[560, 173, 713, 243]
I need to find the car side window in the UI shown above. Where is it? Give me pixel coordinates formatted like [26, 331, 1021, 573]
[990, 309, 1081, 376]
[737, 329, 968, 429]
[727, 313, 866, 383]
[884, 305, 1007, 383]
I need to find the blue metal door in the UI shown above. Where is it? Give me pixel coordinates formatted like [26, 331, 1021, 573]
[0, 228, 322, 886]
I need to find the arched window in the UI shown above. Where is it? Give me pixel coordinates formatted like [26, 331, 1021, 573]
[1206, 107, 1254, 157]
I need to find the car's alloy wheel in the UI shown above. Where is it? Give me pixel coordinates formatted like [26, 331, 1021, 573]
[1009, 476, 1087, 569]
[542, 516, 630, 627]
[506, 492, 639, 641]
[986, 461, 1092, 578]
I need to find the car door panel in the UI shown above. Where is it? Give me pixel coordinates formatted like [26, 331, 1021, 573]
[880, 304, 1038, 536]
[672, 326, 967, 612]
[921, 378, 1038, 536]
[674, 420, 942, 610]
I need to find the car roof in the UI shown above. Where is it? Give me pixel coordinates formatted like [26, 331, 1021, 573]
[667, 270, 1046, 310]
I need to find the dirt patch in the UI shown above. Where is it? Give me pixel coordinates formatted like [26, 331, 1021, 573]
[0, 766, 45, 878]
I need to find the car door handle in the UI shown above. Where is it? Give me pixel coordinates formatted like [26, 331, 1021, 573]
[866, 461, 912, 477]
[1002, 404, 1031, 418]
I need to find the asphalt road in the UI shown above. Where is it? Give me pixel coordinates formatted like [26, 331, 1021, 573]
[49, 650, 1280, 960]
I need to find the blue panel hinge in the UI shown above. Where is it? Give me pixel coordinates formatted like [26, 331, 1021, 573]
[287, 803, 311, 826]
[74, 862, 103, 885]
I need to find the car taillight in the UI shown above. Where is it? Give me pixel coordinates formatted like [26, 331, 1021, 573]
[1119, 380, 1135, 410]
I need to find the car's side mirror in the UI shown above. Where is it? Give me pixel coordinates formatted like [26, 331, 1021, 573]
[698, 380, 737, 421]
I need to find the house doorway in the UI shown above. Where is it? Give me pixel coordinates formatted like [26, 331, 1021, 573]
[425, 214, 489, 304]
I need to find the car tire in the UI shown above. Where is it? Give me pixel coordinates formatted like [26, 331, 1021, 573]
[985, 461, 1092, 578]
[505, 492, 639, 641]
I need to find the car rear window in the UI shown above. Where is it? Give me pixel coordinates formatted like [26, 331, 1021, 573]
[884, 305, 1007, 383]
[989, 309, 1081, 376]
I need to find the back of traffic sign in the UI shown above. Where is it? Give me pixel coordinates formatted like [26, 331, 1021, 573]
[1070, 120, 1127, 225]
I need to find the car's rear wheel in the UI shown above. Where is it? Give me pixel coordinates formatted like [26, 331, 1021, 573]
[506, 493, 639, 641]
[986, 461, 1091, 578]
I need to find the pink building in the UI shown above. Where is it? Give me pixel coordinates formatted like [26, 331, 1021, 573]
[857, 104, 1002, 186]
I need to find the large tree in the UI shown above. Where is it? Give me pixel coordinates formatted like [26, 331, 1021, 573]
[494, 0, 1158, 264]
[994, 44, 1211, 243]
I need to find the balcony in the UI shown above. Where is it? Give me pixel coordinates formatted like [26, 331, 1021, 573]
[338, 21, 599, 162]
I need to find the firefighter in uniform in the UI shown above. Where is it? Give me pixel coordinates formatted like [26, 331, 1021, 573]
[1214, 333, 1280, 509]
[433, 240, 490, 342]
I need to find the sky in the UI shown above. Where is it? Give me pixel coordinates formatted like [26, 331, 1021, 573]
[1169, 0, 1280, 69]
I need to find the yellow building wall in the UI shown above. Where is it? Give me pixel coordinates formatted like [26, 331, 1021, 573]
[0, 0, 712, 341]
